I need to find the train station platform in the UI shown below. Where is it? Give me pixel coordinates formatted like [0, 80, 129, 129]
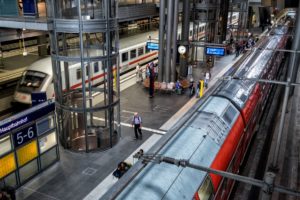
[14, 53, 242, 200]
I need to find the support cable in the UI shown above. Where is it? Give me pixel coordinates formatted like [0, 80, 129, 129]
[134, 154, 300, 197]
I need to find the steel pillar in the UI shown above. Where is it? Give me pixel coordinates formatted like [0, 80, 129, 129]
[179, 0, 190, 77]
[171, 0, 179, 82]
[158, 0, 165, 82]
[164, 0, 174, 83]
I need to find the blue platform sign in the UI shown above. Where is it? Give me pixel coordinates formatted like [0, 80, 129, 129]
[0, 101, 55, 137]
[13, 124, 37, 147]
[205, 47, 225, 56]
[23, 0, 37, 16]
[31, 92, 47, 106]
[146, 42, 159, 50]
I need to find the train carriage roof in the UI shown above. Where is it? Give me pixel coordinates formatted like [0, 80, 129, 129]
[115, 97, 239, 200]
[215, 29, 285, 109]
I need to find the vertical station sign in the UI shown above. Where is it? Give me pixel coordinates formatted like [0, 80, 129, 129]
[0, 101, 59, 188]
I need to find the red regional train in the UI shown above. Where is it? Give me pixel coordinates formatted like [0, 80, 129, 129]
[101, 21, 291, 200]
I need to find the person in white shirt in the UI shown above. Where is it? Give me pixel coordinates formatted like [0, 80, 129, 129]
[205, 71, 211, 88]
[131, 112, 142, 140]
[136, 63, 141, 83]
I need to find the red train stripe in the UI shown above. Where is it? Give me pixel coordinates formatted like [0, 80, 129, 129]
[210, 115, 245, 192]
[69, 52, 158, 90]
[128, 51, 158, 65]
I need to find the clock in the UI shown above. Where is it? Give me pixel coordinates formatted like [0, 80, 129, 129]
[178, 45, 186, 54]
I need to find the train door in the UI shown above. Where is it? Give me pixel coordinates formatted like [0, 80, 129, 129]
[120, 51, 129, 73]
[129, 48, 137, 68]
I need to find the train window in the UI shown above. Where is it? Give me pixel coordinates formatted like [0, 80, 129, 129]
[122, 52, 128, 62]
[19, 70, 46, 89]
[138, 47, 144, 56]
[145, 46, 150, 53]
[130, 49, 137, 59]
[94, 62, 99, 73]
[86, 65, 89, 76]
[190, 30, 193, 36]
[76, 69, 81, 80]
[0, 136, 12, 157]
[222, 105, 237, 125]
[197, 177, 214, 200]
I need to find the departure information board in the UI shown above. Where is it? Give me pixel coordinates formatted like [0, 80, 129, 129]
[146, 42, 159, 50]
[205, 47, 225, 56]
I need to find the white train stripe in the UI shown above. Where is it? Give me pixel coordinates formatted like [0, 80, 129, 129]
[121, 110, 136, 114]
[93, 116, 167, 135]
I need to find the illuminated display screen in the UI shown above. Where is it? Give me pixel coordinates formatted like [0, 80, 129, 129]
[39, 132, 57, 153]
[146, 42, 159, 50]
[0, 153, 16, 179]
[205, 47, 225, 56]
[17, 140, 38, 166]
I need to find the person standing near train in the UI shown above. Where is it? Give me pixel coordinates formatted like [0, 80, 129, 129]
[135, 63, 143, 83]
[148, 62, 155, 98]
[204, 71, 211, 88]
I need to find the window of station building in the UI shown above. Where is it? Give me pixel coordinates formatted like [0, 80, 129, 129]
[16, 140, 38, 167]
[94, 62, 99, 73]
[0, 153, 16, 179]
[19, 159, 38, 184]
[122, 52, 128, 62]
[138, 47, 144, 56]
[40, 147, 58, 170]
[0, 136, 12, 157]
[37, 115, 55, 136]
[39, 131, 57, 154]
[2, 172, 17, 188]
[145, 45, 150, 53]
[76, 69, 82, 80]
[130, 49, 137, 59]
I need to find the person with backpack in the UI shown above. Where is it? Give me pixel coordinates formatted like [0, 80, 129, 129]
[131, 112, 142, 140]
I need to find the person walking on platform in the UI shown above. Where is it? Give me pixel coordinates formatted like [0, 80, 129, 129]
[132, 112, 142, 140]
[149, 64, 155, 98]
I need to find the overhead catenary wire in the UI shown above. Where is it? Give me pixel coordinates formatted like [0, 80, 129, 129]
[135, 154, 300, 198]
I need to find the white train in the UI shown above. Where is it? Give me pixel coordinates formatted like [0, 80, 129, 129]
[13, 13, 239, 106]
[12, 31, 159, 106]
